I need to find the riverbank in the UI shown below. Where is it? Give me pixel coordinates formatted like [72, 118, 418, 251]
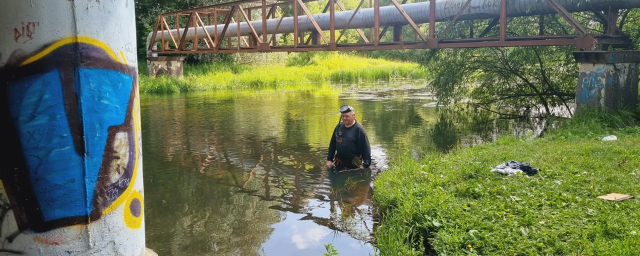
[138, 53, 425, 93]
[373, 110, 640, 255]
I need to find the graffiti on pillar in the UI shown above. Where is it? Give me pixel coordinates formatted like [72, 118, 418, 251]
[578, 66, 612, 102]
[13, 21, 40, 43]
[0, 36, 143, 233]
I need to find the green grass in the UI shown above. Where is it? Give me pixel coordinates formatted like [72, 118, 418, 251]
[373, 109, 640, 256]
[138, 53, 426, 93]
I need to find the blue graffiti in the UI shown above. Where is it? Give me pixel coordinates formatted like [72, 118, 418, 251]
[7, 68, 133, 222]
[579, 66, 613, 102]
[1, 40, 139, 232]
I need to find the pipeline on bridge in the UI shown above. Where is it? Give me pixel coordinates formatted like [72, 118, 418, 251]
[147, 0, 640, 55]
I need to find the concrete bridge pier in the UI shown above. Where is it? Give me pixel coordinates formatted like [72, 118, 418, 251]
[148, 56, 186, 78]
[1, 1, 147, 255]
[573, 51, 640, 112]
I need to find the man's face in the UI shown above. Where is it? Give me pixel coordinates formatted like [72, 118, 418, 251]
[341, 112, 355, 124]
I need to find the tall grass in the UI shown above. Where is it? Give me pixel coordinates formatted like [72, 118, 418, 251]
[329, 66, 425, 84]
[139, 53, 426, 93]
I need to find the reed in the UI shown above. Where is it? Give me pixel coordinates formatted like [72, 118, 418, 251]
[139, 53, 425, 93]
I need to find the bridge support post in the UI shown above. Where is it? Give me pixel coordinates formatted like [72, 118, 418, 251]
[573, 51, 640, 112]
[249, 36, 258, 47]
[393, 25, 403, 42]
[148, 56, 186, 78]
[0, 1, 148, 255]
[311, 31, 320, 45]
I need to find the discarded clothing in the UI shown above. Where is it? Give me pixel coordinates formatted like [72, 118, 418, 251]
[491, 161, 539, 176]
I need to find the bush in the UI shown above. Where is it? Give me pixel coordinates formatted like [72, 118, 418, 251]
[139, 52, 426, 93]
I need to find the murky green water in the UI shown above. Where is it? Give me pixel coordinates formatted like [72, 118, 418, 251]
[141, 84, 535, 256]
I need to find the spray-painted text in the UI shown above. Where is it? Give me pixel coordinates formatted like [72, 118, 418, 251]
[13, 22, 40, 43]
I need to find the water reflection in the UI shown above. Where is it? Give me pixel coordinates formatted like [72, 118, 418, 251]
[141, 87, 543, 255]
[142, 90, 380, 256]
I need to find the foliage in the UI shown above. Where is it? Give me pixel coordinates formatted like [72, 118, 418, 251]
[286, 52, 327, 67]
[413, 9, 640, 118]
[134, 0, 234, 63]
[358, 49, 427, 63]
[374, 110, 640, 255]
[627, 9, 640, 48]
[424, 46, 578, 117]
[139, 53, 425, 93]
[134, 0, 376, 63]
[324, 243, 339, 256]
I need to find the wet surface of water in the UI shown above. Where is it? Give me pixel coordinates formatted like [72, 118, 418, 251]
[142, 85, 535, 255]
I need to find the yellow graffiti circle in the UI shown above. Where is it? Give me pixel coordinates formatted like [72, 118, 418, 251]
[123, 190, 144, 229]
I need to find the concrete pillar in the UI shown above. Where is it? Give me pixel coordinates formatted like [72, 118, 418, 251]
[573, 51, 640, 111]
[148, 56, 186, 78]
[0, 1, 146, 255]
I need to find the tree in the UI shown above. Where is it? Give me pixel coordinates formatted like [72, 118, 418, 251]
[418, 9, 640, 118]
[135, 0, 232, 63]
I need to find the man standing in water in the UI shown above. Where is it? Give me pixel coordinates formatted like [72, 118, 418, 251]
[326, 104, 372, 170]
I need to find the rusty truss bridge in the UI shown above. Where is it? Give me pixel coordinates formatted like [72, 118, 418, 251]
[146, 0, 640, 56]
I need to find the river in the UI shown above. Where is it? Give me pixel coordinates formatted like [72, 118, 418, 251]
[141, 84, 537, 255]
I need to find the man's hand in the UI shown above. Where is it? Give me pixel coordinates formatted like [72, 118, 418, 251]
[326, 160, 333, 168]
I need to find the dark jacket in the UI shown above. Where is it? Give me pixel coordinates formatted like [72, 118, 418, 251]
[327, 121, 371, 168]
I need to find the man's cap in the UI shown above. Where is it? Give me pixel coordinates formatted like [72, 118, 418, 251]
[339, 104, 355, 113]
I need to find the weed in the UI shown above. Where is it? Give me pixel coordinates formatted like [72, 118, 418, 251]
[374, 113, 640, 255]
[139, 53, 425, 93]
[324, 243, 339, 256]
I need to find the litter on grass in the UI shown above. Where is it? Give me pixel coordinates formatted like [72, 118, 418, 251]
[597, 193, 633, 201]
[491, 161, 539, 176]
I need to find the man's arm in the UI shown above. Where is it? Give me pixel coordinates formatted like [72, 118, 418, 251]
[359, 127, 371, 168]
[327, 125, 338, 162]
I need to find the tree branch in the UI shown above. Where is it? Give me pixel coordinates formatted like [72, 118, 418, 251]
[620, 9, 630, 30]
[532, 47, 573, 116]
[498, 51, 552, 116]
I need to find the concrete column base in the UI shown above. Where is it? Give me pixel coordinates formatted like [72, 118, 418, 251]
[142, 248, 158, 256]
[147, 56, 186, 78]
[573, 51, 640, 111]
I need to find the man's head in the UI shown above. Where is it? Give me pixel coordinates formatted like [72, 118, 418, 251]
[340, 104, 356, 125]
